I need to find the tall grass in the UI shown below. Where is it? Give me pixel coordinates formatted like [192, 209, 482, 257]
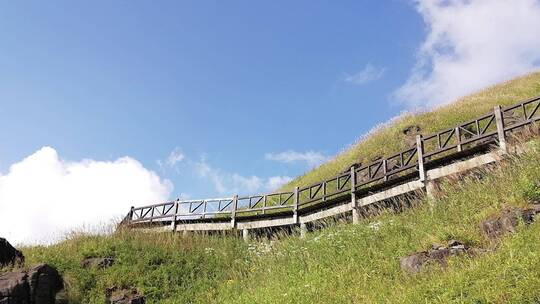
[213, 140, 540, 303]
[20, 231, 251, 303]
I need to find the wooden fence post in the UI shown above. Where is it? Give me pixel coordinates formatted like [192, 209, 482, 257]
[293, 187, 299, 224]
[382, 159, 388, 182]
[230, 195, 238, 229]
[300, 223, 307, 239]
[170, 200, 179, 232]
[416, 135, 426, 182]
[494, 105, 508, 153]
[455, 127, 462, 152]
[350, 166, 359, 224]
[242, 228, 250, 242]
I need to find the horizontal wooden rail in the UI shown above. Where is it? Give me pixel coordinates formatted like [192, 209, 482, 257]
[126, 96, 540, 228]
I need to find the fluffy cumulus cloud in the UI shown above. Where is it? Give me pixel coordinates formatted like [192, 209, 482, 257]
[396, 0, 540, 108]
[0, 147, 172, 245]
[193, 158, 291, 195]
[265, 150, 329, 168]
[345, 63, 387, 85]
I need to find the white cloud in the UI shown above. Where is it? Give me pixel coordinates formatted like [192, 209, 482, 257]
[194, 158, 261, 195]
[266, 176, 293, 191]
[166, 148, 185, 167]
[157, 147, 185, 171]
[265, 150, 329, 168]
[0, 147, 173, 245]
[396, 0, 540, 108]
[193, 158, 292, 195]
[345, 63, 387, 85]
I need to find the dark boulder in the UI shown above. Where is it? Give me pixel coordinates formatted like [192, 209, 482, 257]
[0, 264, 63, 304]
[109, 289, 145, 304]
[400, 240, 469, 273]
[480, 206, 540, 239]
[402, 125, 421, 147]
[402, 125, 421, 135]
[81, 257, 115, 270]
[0, 271, 29, 303]
[28, 264, 64, 304]
[0, 238, 24, 267]
[399, 252, 429, 273]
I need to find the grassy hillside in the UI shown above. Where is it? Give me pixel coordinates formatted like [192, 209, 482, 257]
[3, 73, 540, 303]
[280, 71, 540, 190]
[213, 141, 540, 303]
[14, 139, 540, 303]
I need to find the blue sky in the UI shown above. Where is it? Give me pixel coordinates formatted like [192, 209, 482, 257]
[2, 0, 540, 243]
[0, 1, 423, 196]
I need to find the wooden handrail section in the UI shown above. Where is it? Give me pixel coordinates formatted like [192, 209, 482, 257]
[126, 96, 540, 237]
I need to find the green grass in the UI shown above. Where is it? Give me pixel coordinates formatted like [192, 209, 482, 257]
[15, 232, 250, 303]
[213, 141, 540, 304]
[11, 139, 540, 303]
[4, 73, 540, 303]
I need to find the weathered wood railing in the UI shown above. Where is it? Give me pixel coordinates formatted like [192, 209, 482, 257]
[127, 96, 540, 229]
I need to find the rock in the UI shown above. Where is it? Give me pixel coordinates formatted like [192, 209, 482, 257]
[0, 238, 24, 267]
[480, 217, 504, 239]
[0, 264, 63, 304]
[81, 257, 114, 269]
[427, 248, 452, 266]
[430, 243, 445, 250]
[109, 289, 145, 304]
[446, 240, 468, 252]
[480, 206, 540, 239]
[0, 271, 29, 303]
[400, 240, 469, 273]
[403, 125, 422, 147]
[400, 252, 429, 273]
[28, 264, 64, 304]
[402, 125, 421, 135]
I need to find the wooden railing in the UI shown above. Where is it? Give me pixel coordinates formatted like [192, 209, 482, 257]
[128, 96, 540, 226]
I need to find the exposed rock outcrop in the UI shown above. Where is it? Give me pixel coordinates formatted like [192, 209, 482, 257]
[403, 125, 421, 147]
[0, 264, 63, 304]
[480, 206, 540, 239]
[400, 240, 470, 273]
[0, 238, 24, 267]
[403, 125, 421, 135]
[108, 288, 145, 304]
[81, 257, 115, 270]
